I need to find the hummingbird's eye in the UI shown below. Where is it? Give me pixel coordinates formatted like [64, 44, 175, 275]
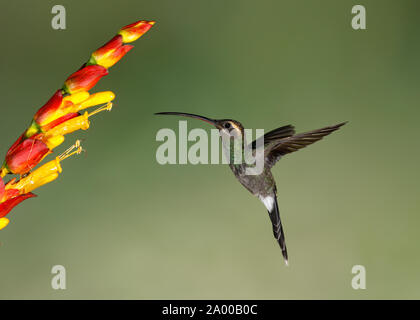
[224, 122, 231, 129]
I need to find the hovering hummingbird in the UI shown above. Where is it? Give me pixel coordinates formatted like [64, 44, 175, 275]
[156, 112, 346, 265]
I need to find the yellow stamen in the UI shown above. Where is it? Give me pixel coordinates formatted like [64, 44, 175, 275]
[42, 102, 112, 151]
[40, 91, 91, 127]
[88, 102, 113, 117]
[7, 141, 84, 194]
[58, 140, 84, 161]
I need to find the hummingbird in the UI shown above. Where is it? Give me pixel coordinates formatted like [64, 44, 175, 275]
[156, 112, 346, 265]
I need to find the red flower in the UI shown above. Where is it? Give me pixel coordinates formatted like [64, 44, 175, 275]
[3, 187, 20, 201]
[30, 91, 91, 136]
[33, 90, 64, 128]
[91, 35, 134, 69]
[0, 176, 35, 220]
[63, 65, 108, 94]
[119, 20, 155, 43]
[0, 193, 36, 219]
[2, 134, 50, 175]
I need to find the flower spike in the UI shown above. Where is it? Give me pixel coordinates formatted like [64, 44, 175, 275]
[0, 18, 155, 230]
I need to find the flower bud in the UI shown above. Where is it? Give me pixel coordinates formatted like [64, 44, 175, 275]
[63, 65, 108, 94]
[2, 134, 50, 176]
[90, 35, 134, 69]
[118, 20, 155, 43]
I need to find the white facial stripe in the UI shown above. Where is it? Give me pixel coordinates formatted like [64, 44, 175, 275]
[231, 122, 240, 131]
[259, 195, 275, 212]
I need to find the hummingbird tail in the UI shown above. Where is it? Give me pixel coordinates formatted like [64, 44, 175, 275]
[262, 193, 288, 265]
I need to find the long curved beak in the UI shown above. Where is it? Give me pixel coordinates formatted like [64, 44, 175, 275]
[155, 112, 220, 128]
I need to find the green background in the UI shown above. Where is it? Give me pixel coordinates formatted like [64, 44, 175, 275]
[0, 0, 419, 299]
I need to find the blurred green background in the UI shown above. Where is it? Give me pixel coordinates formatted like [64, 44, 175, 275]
[0, 0, 419, 299]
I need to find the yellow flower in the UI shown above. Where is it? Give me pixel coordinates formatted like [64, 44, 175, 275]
[32, 90, 115, 134]
[0, 217, 9, 230]
[41, 102, 113, 150]
[8, 141, 83, 195]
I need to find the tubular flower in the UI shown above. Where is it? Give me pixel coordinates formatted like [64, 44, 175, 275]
[0, 193, 37, 218]
[0, 135, 51, 176]
[30, 90, 115, 134]
[118, 20, 155, 43]
[39, 103, 113, 150]
[90, 35, 134, 69]
[63, 65, 108, 94]
[0, 142, 83, 230]
[32, 90, 65, 131]
[0, 176, 36, 230]
[0, 19, 155, 230]
[0, 101, 112, 177]
[31, 90, 89, 131]
[7, 141, 83, 195]
[0, 102, 113, 177]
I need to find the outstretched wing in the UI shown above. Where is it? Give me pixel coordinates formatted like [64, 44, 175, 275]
[250, 125, 295, 150]
[264, 122, 347, 168]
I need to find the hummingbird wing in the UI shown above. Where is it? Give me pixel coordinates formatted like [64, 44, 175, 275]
[260, 193, 288, 265]
[250, 124, 295, 150]
[264, 122, 347, 168]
